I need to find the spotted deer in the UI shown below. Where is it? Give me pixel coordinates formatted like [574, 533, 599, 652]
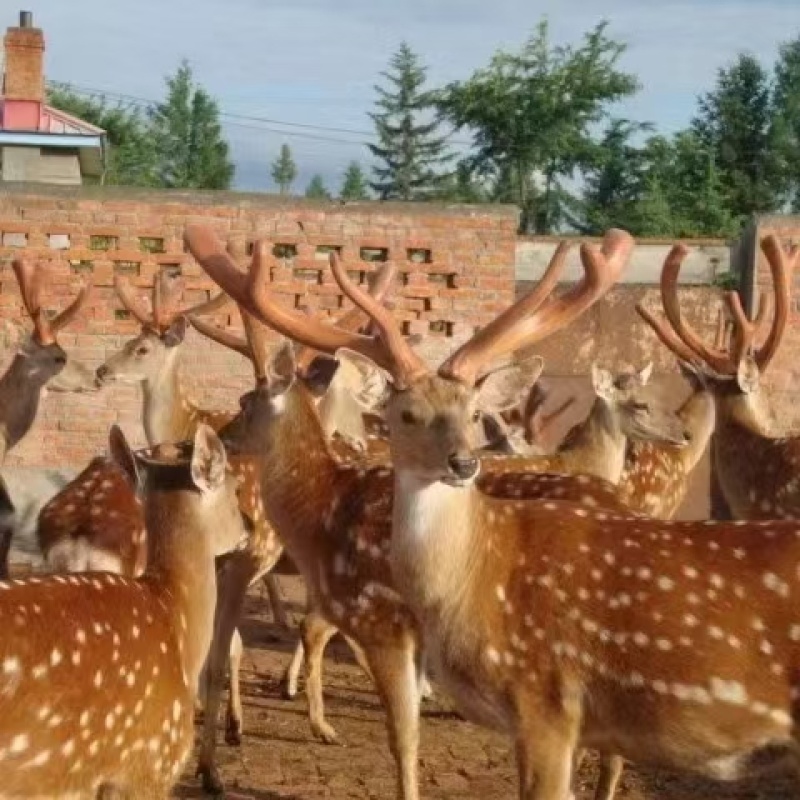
[250, 223, 800, 799]
[637, 234, 800, 520]
[184, 224, 639, 799]
[0, 422, 246, 799]
[186, 260, 403, 786]
[0, 257, 97, 576]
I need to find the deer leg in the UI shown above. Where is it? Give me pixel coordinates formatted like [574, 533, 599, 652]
[264, 573, 291, 629]
[225, 627, 244, 746]
[282, 636, 305, 699]
[196, 554, 256, 796]
[362, 639, 421, 800]
[342, 633, 375, 683]
[593, 753, 624, 800]
[515, 705, 579, 800]
[301, 608, 340, 744]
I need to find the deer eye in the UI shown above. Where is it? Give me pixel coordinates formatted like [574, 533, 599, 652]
[401, 410, 417, 425]
[632, 402, 649, 412]
[472, 410, 482, 423]
[135, 346, 149, 356]
[54, 355, 67, 366]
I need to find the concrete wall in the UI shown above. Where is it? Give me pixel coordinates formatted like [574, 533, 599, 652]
[516, 235, 739, 285]
[1, 146, 83, 185]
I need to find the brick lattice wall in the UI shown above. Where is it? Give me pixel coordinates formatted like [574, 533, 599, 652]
[0, 185, 518, 467]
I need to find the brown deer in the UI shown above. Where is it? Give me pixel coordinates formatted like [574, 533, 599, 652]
[0, 257, 97, 576]
[184, 224, 642, 798]
[637, 235, 800, 520]
[226, 224, 800, 799]
[0, 422, 246, 799]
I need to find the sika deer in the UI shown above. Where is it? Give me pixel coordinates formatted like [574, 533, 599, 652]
[255, 226, 800, 800]
[0, 422, 246, 799]
[184, 224, 636, 799]
[637, 235, 800, 520]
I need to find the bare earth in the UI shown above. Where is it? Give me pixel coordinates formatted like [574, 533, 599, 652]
[172, 577, 797, 800]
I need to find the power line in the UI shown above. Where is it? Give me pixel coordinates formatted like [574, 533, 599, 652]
[46, 80, 474, 147]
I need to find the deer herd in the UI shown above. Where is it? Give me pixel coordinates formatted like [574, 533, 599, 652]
[0, 222, 799, 799]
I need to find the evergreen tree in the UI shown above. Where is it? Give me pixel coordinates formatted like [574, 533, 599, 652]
[340, 162, 370, 200]
[691, 53, 785, 219]
[271, 144, 297, 195]
[368, 43, 453, 200]
[773, 35, 800, 211]
[46, 84, 157, 186]
[305, 174, 332, 199]
[148, 60, 234, 189]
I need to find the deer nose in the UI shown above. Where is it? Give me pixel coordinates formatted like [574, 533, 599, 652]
[95, 365, 110, 383]
[447, 453, 479, 480]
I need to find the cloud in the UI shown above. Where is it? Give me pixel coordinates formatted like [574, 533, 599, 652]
[14, 0, 800, 190]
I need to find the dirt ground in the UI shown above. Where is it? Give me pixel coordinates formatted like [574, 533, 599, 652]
[172, 577, 797, 800]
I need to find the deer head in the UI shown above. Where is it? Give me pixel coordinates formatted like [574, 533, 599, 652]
[96, 271, 230, 386]
[6, 258, 96, 393]
[183, 225, 633, 485]
[636, 235, 796, 408]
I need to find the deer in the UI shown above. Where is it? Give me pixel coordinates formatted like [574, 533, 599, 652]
[637, 234, 800, 520]
[183, 223, 649, 799]
[0, 257, 97, 577]
[222, 222, 800, 800]
[0, 421, 246, 799]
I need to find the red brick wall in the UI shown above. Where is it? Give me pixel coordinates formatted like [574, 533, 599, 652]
[0, 185, 518, 467]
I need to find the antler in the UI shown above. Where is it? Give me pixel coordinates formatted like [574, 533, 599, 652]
[439, 230, 633, 386]
[11, 258, 90, 346]
[294, 260, 399, 377]
[183, 225, 395, 374]
[638, 234, 797, 376]
[114, 270, 231, 334]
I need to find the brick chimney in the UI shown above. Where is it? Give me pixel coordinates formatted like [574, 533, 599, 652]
[3, 11, 45, 104]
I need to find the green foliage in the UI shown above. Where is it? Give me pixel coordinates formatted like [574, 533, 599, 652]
[148, 60, 234, 189]
[46, 84, 157, 186]
[773, 35, 800, 211]
[305, 174, 332, 200]
[339, 162, 370, 200]
[368, 43, 454, 200]
[692, 54, 785, 219]
[436, 20, 640, 233]
[271, 144, 297, 195]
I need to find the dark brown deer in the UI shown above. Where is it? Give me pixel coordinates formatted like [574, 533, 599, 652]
[0, 422, 246, 798]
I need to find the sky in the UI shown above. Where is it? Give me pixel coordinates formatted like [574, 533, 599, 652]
[6, 0, 800, 193]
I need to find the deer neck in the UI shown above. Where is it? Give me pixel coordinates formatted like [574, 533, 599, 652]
[0, 354, 49, 457]
[141, 349, 195, 446]
[714, 389, 772, 438]
[558, 398, 626, 482]
[676, 387, 716, 471]
[391, 472, 482, 621]
[248, 385, 341, 557]
[141, 489, 218, 691]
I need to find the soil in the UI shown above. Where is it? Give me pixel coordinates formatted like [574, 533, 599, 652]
[172, 577, 797, 800]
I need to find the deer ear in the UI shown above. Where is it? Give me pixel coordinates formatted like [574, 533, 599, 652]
[637, 362, 654, 386]
[736, 355, 760, 395]
[266, 340, 296, 396]
[162, 317, 188, 348]
[302, 356, 340, 396]
[108, 424, 140, 490]
[334, 348, 390, 409]
[476, 356, 542, 414]
[191, 424, 228, 494]
[591, 363, 615, 401]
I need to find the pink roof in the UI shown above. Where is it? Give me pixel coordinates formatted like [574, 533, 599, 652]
[0, 99, 105, 135]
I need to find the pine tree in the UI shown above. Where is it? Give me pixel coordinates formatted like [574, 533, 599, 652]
[368, 43, 453, 200]
[148, 60, 234, 189]
[773, 36, 800, 211]
[271, 144, 297, 195]
[305, 174, 332, 200]
[340, 162, 370, 200]
[692, 54, 785, 219]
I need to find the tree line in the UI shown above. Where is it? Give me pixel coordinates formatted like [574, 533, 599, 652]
[48, 20, 800, 235]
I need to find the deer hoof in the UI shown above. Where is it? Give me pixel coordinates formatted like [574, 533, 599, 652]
[311, 721, 341, 745]
[224, 713, 242, 746]
[281, 675, 299, 700]
[197, 762, 225, 796]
